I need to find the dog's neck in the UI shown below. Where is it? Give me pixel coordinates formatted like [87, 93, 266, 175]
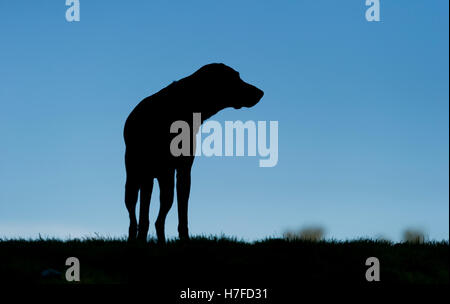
[170, 77, 228, 122]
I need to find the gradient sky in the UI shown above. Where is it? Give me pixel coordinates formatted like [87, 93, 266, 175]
[0, 1, 448, 241]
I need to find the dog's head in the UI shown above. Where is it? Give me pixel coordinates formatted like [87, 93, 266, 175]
[191, 63, 264, 110]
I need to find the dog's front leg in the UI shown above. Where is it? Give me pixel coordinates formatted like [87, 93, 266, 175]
[176, 165, 192, 241]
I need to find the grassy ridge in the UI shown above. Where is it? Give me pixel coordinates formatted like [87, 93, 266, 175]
[0, 236, 448, 285]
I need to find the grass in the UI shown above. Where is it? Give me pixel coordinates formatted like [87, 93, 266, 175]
[0, 236, 448, 285]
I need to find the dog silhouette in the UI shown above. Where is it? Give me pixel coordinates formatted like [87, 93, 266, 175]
[123, 63, 264, 243]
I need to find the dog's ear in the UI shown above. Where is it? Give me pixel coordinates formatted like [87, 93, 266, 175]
[194, 63, 228, 77]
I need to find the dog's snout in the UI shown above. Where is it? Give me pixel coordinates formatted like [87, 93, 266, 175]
[255, 88, 264, 100]
[234, 81, 263, 108]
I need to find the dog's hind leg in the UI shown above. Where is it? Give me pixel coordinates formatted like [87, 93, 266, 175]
[137, 180, 154, 242]
[155, 169, 175, 244]
[125, 177, 139, 242]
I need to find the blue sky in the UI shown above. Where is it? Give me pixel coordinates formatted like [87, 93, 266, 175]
[0, 1, 448, 241]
